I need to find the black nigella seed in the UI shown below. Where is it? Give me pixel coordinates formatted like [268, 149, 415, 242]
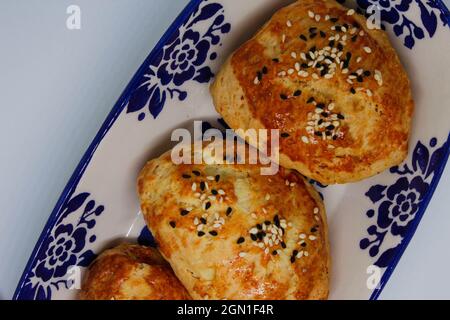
[301, 62, 309, 68]
[320, 31, 326, 38]
[182, 174, 191, 179]
[310, 33, 317, 39]
[325, 131, 332, 136]
[333, 135, 338, 140]
[316, 103, 325, 109]
[343, 23, 349, 29]
[274, 215, 280, 227]
[200, 218, 207, 224]
[335, 25, 341, 32]
[281, 242, 287, 249]
[211, 189, 218, 195]
[309, 46, 316, 53]
[301, 242, 307, 247]
[351, 35, 358, 42]
[337, 43, 344, 51]
[346, 52, 352, 60]
[309, 27, 317, 33]
[205, 202, 211, 210]
[343, 61, 350, 69]
[169, 221, 176, 228]
[272, 58, 279, 63]
[290, 256, 296, 263]
[318, 119, 324, 125]
[257, 232, 264, 241]
[307, 97, 315, 104]
[237, 237, 245, 244]
[215, 175, 220, 182]
[198, 231, 205, 237]
[300, 34, 307, 41]
[350, 72, 358, 76]
[329, 40, 335, 47]
[311, 227, 317, 233]
[272, 250, 278, 256]
[200, 181, 206, 191]
[294, 90, 302, 97]
[281, 133, 290, 138]
[209, 230, 218, 236]
[226, 207, 233, 216]
[192, 170, 200, 176]
[315, 131, 322, 137]
[321, 112, 329, 117]
[364, 70, 371, 77]
[264, 220, 271, 226]
[351, 88, 356, 94]
[257, 224, 263, 230]
[357, 76, 363, 83]
[250, 234, 258, 241]
[180, 209, 189, 216]
[280, 94, 288, 100]
[257, 71, 263, 81]
[330, 17, 339, 23]
[338, 114, 345, 120]
[293, 250, 299, 256]
[262, 66, 268, 74]
[326, 125, 335, 131]
[352, 21, 360, 28]
[320, 69, 328, 77]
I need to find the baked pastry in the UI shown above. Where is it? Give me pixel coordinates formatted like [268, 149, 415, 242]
[210, 0, 413, 184]
[79, 243, 191, 300]
[137, 143, 330, 300]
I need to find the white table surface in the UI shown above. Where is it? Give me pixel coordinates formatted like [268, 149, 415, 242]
[0, 0, 449, 300]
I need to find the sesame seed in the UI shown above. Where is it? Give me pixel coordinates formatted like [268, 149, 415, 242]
[250, 228, 258, 235]
[282, 34, 286, 43]
[308, 10, 315, 18]
[288, 68, 295, 75]
[366, 89, 373, 97]
[265, 194, 270, 201]
[191, 183, 197, 191]
[315, 15, 321, 22]
[286, 20, 292, 27]
[253, 77, 260, 85]
[301, 136, 309, 144]
[239, 252, 246, 257]
[347, 9, 355, 16]
[356, 56, 362, 63]
[314, 207, 319, 214]
[218, 189, 225, 195]
[309, 235, 317, 241]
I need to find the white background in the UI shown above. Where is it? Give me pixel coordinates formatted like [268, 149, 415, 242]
[0, 0, 448, 299]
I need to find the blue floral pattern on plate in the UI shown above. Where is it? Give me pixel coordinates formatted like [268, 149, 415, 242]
[361, 137, 449, 268]
[341, 0, 449, 48]
[16, 193, 105, 300]
[126, 0, 231, 121]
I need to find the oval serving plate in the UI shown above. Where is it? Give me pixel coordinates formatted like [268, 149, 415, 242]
[14, 0, 450, 300]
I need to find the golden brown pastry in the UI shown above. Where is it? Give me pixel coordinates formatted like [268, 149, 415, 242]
[137, 143, 330, 300]
[210, 0, 413, 184]
[79, 243, 191, 300]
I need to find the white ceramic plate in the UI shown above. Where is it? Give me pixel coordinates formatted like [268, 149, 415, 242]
[14, 0, 450, 300]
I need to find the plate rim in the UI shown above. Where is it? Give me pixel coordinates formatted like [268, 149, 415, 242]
[13, 0, 450, 300]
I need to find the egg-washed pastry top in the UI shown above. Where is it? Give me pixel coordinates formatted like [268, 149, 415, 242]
[210, 0, 413, 184]
[79, 244, 191, 300]
[137, 144, 330, 300]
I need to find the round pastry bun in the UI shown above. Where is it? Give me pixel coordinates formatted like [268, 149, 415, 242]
[79, 243, 191, 300]
[137, 142, 330, 300]
[210, 0, 413, 184]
